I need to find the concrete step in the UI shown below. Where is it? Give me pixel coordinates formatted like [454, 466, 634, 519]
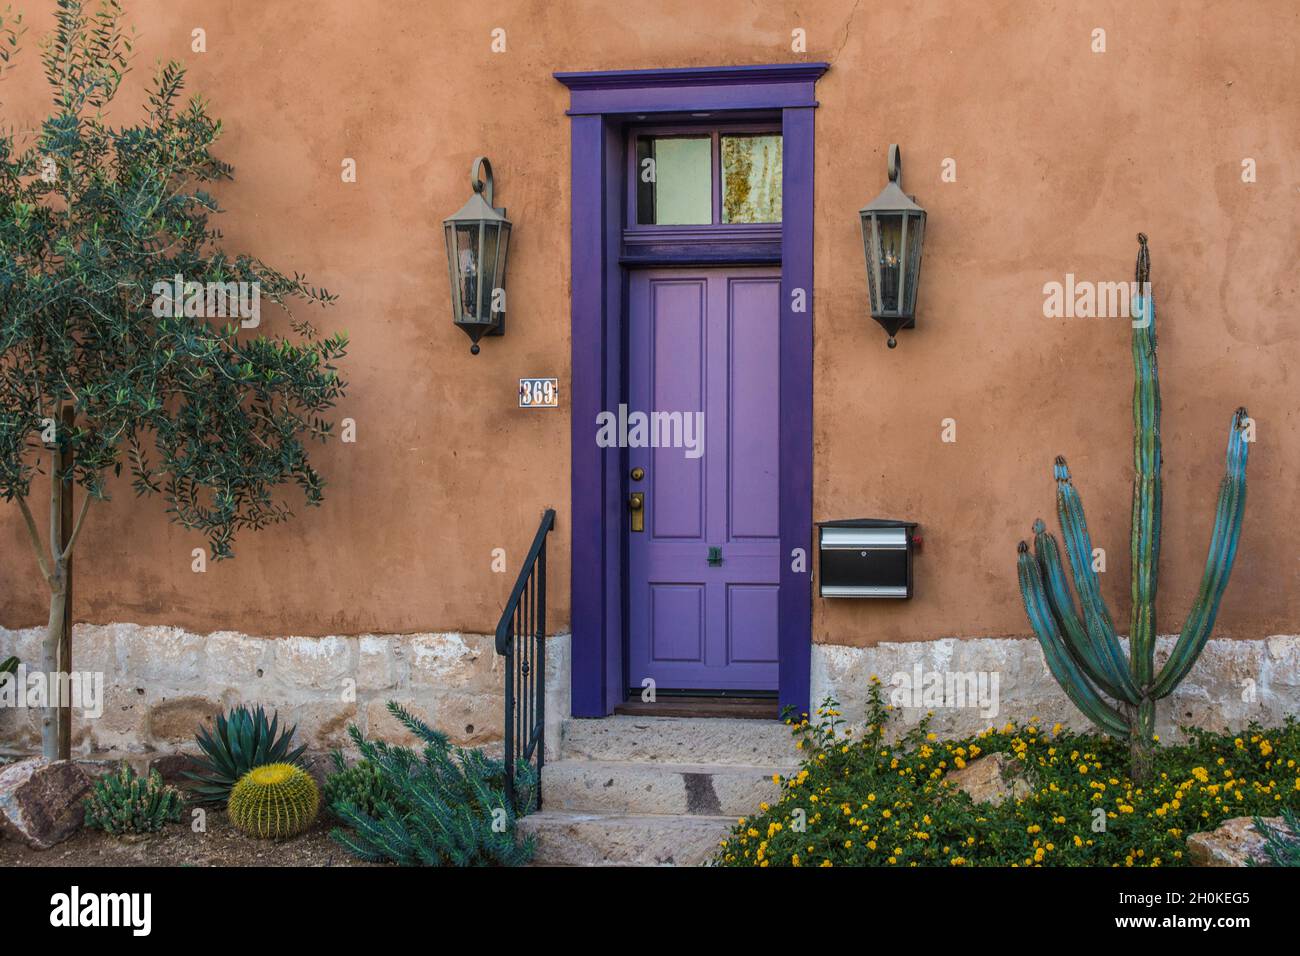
[518, 810, 734, 866]
[543, 759, 791, 816]
[560, 715, 798, 765]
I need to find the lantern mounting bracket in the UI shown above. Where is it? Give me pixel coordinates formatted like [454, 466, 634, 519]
[471, 156, 495, 203]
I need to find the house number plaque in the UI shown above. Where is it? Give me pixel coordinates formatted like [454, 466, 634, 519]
[518, 378, 559, 408]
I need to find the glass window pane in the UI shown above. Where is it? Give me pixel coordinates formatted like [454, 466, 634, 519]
[635, 136, 712, 225]
[722, 134, 782, 223]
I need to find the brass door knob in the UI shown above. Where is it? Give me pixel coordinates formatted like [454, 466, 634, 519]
[628, 492, 644, 532]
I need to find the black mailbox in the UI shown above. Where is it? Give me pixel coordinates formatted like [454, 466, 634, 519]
[817, 519, 919, 599]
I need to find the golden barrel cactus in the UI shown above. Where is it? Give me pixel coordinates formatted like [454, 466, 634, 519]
[228, 763, 320, 839]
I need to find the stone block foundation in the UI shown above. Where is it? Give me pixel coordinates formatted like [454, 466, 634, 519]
[812, 635, 1300, 741]
[0, 623, 570, 762]
[1, 624, 1293, 760]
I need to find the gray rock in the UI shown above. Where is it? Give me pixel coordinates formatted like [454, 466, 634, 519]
[1187, 816, 1284, 867]
[944, 752, 1032, 806]
[0, 757, 93, 849]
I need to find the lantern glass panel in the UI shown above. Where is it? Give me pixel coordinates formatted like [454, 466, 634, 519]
[902, 211, 924, 316]
[491, 222, 510, 318]
[478, 220, 502, 319]
[451, 222, 481, 321]
[873, 212, 905, 314]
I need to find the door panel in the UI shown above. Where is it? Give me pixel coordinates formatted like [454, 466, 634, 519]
[627, 268, 781, 692]
[649, 280, 706, 539]
[727, 278, 781, 540]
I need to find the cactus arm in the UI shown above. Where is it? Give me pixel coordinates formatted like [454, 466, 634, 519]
[1032, 520, 1130, 701]
[1129, 234, 1162, 688]
[1018, 542, 1130, 738]
[1151, 407, 1249, 699]
[1054, 457, 1142, 704]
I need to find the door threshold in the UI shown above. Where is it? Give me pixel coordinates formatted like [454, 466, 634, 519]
[613, 695, 779, 720]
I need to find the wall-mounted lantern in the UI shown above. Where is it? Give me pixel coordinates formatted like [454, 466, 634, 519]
[859, 144, 926, 348]
[443, 156, 511, 354]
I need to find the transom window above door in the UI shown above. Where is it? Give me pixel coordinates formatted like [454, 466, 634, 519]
[632, 128, 783, 227]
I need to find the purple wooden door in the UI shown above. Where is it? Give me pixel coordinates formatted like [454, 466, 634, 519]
[626, 268, 780, 692]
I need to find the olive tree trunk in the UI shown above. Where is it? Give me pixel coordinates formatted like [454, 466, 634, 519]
[36, 405, 76, 761]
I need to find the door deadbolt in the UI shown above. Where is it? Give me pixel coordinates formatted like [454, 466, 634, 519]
[630, 467, 645, 482]
[628, 492, 644, 532]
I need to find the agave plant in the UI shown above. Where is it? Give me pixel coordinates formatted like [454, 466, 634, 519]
[183, 704, 307, 805]
[1016, 234, 1250, 783]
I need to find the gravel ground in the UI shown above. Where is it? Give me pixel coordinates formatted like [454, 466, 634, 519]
[0, 813, 380, 867]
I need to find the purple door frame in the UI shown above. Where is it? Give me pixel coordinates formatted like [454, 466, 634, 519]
[555, 63, 828, 718]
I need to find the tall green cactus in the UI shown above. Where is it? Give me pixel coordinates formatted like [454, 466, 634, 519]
[1016, 234, 1250, 783]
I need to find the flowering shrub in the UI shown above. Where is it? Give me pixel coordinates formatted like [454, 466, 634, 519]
[715, 678, 1300, 867]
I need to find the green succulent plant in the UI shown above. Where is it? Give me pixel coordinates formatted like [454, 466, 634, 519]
[329, 701, 535, 867]
[84, 761, 184, 835]
[324, 753, 404, 819]
[1253, 810, 1300, 867]
[1016, 234, 1250, 783]
[227, 763, 320, 839]
[183, 704, 307, 805]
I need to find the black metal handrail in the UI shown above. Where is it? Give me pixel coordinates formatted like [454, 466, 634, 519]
[496, 508, 556, 812]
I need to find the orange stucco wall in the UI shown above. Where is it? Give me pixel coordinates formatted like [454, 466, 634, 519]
[0, 1, 1295, 647]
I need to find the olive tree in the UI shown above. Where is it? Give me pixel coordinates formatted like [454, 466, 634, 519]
[0, 2, 348, 758]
